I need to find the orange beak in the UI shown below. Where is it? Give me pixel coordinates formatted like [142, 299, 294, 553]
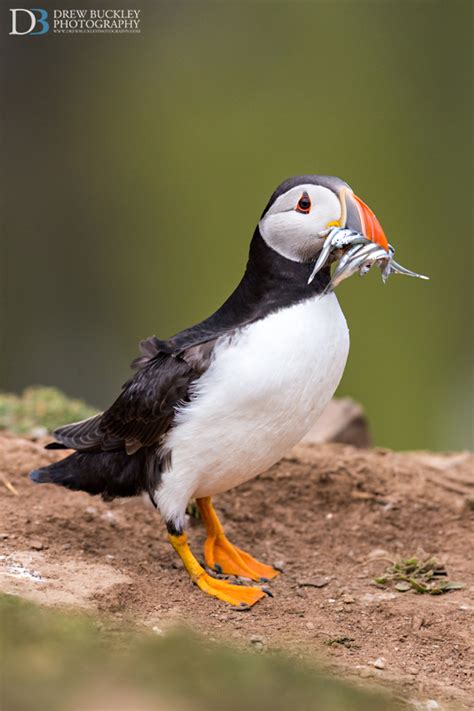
[343, 189, 390, 252]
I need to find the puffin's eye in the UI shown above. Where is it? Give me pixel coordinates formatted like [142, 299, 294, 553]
[296, 192, 311, 214]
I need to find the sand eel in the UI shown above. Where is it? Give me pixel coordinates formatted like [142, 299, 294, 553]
[30, 175, 425, 608]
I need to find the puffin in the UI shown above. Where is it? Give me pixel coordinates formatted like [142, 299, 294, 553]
[31, 175, 391, 608]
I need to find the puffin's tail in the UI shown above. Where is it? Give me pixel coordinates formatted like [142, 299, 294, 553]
[30, 448, 148, 501]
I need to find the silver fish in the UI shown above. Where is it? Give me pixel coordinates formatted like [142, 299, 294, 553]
[307, 228, 365, 284]
[336, 243, 367, 273]
[309, 227, 429, 289]
[332, 243, 383, 287]
[389, 259, 429, 280]
[358, 247, 392, 277]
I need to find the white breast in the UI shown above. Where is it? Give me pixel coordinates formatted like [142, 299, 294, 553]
[155, 293, 349, 523]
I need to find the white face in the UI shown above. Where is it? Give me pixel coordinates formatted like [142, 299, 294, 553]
[259, 184, 342, 262]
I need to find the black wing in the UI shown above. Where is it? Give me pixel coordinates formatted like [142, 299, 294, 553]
[51, 339, 216, 455]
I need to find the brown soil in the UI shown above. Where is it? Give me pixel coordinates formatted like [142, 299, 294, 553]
[1, 431, 473, 708]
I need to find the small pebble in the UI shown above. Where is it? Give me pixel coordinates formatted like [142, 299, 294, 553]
[342, 594, 355, 604]
[368, 548, 389, 559]
[305, 621, 315, 630]
[297, 576, 329, 588]
[373, 657, 386, 670]
[425, 702, 440, 711]
[250, 635, 265, 650]
[30, 539, 44, 551]
[30, 426, 48, 438]
[0, 533, 9, 539]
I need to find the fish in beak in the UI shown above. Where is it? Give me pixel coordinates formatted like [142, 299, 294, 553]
[308, 186, 429, 287]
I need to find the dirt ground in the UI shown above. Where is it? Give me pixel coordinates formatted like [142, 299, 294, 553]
[1, 431, 473, 709]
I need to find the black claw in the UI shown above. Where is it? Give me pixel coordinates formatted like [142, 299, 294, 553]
[259, 576, 270, 583]
[214, 563, 223, 574]
[262, 586, 273, 597]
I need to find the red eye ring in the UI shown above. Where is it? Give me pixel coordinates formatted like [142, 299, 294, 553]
[296, 192, 311, 214]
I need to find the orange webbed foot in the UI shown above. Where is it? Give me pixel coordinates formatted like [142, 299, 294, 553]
[196, 497, 278, 583]
[169, 532, 268, 608]
[196, 570, 268, 608]
[205, 534, 278, 582]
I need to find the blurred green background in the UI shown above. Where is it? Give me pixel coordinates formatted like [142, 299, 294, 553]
[2, 0, 472, 451]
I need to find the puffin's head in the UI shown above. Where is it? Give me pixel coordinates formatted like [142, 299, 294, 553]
[258, 175, 389, 262]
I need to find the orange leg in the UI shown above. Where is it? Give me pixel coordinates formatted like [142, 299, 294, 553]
[169, 533, 266, 608]
[196, 497, 278, 582]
